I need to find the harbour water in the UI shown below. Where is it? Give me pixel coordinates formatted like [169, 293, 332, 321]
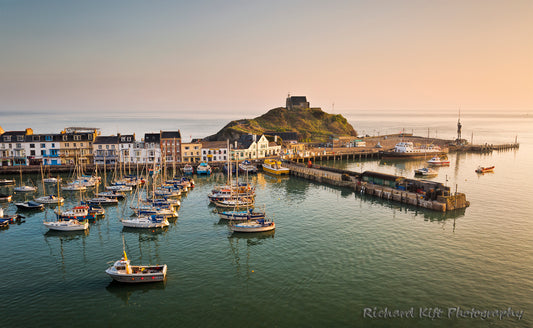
[1, 110, 532, 327]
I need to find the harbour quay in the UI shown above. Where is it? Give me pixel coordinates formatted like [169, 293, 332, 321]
[284, 161, 469, 212]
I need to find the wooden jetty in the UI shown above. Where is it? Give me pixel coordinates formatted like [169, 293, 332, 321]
[284, 161, 469, 212]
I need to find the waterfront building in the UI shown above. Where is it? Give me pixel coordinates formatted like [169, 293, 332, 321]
[231, 134, 281, 161]
[144, 133, 161, 164]
[201, 141, 228, 162]
[59, 127, 99, 165]
[118, 134, 136, 164]
[181, 141, 202, 163]
[33, 133, 62, 165]
[286, 95, 310, 110]
[0, 128, 34, 166]
[93, 135, 120, 165]
[160, 131, 181, 164]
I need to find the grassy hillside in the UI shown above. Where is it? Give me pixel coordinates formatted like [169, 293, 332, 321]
[205, 107, 357, 142]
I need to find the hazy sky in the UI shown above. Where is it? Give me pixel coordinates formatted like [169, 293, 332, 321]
[1, 0, 532, 118]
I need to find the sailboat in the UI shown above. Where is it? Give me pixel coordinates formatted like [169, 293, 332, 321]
[35, 166, 64, 204]
[13, 165, 37, 192]
[228, 218, 275, 233]
[43, 183, 89, 231]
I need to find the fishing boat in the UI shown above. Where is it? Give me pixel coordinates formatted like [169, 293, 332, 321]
[15, 200, 45, 210]
[382, 142, 447, 159]
[105, 248, 167, 283]
[414, 167, 438, 177]
[262, 159, 290, 175]
[427, 155, 450, 166]
[55, 205, 96, 220]
[229, 218, 275, 233]
[0, 193, 12, 202]
[43, 219, 89, 231]
[120, 215, 170, 229]
[196, 162, 212, 175]
[0, 179, 15, 186]
[475, 166, 495, 173]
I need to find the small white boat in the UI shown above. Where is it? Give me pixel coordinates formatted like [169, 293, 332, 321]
[43, 219, 89, 231]
[15, 200, 45, 210]
[196, 162, 212, 175]
[218, 209, 265, 221]
[34, 195, 65, 204]
[121, 215, 169, 229]
[414, 167, 437, 177]
[62, 183, 87, 191]
[229, 218, 275, 233]
[13, 185, 37, 192]
[84, 197, 119, 206]
[0, 179, 15, 185]
[43, 177, 61, 184]
[262, 159, 290, 175]
[105, 250, 167, 283]
[427, 155, 450, 166]
[182, 164, 194, 175]
[475, 165, 495, 173]
[213, 197, 254, 209]
[105, 185, 133, 192]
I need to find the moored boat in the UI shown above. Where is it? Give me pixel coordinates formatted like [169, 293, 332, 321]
[262, 159, 289, 175]
[382, 142, 447, 159]
[55, 205, 96, 220]
[427, 155, 450, 166]
[120, 215, 169, 229]
[105, 250, 167, 283]
[13, 185, 37, 192]
[229, 218, 275, 233]
[34, 195, 65, 204]
[0, 179, 15, 185]
[0, 193, 12, 202]
[475, 166, 495, 173]
[218, 208, 266, 221]
[43, 219, 89, 231]
[196, 162, 212, 175]
[182, 164, 194, 175]
[414, 167, 438, 177]
[15, 200, 45, 210]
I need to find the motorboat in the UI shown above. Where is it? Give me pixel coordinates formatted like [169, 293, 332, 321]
[43, 219, 89, 231]
[196, 162, 212, 175]
[15, 201, 45, 210]
[55, 205, 96, 220]
[427, 155, 450, 166]
[43, 177, 61, 184]
[262, 159, 290, 175]
[229, 218, 275, 233]
[120, 215, 169, 229]
[475, 166, 495, 173]
[239, 160, 257, 174]
[414, 167, 438, 177]
[105, 250, 167, 283]
[34, 195, 65, 204]
[182, 164, 194, 175]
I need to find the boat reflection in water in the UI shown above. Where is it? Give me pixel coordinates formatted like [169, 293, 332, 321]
[106, 279, 166, 305]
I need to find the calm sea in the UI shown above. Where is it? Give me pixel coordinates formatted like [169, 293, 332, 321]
[1, 110, 532, 327]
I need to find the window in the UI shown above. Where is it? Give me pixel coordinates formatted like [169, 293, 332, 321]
[45, 136, 52, 141]
[63, 135, 68, 141]
[17, 136, 23, 141]
[4, 136, 11, 142]
[74, 135, 81, 141]
[41, 150, 45, 156]
[30, 144, 35, 148]
[30, 150, 35, 156]
[52, 144, 55, 148]
[40, 143, 45, 148]
[106, 145, 109, 149]
[16, 143, 21, 148]
[65, 143, 69, 147]
[80, 143, 83, 147]
[73, 143, 77, 147]
[89, 134, 93, 140]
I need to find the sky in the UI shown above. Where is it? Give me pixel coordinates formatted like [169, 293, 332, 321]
[1, 0, 532, 127]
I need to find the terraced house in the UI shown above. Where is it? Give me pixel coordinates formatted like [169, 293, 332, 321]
[59, 127, 99, 165]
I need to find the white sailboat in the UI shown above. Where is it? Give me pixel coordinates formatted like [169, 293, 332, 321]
[13, 166, 37, 192]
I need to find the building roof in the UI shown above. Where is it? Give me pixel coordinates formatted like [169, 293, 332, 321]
[144, 133, 160, 143]
[161, 131, 181, 139]
[201, 141, 227, 149]
[93, 136, 120, 144]
[119, 134, 135, 143]
[238, 134, 256, 149]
